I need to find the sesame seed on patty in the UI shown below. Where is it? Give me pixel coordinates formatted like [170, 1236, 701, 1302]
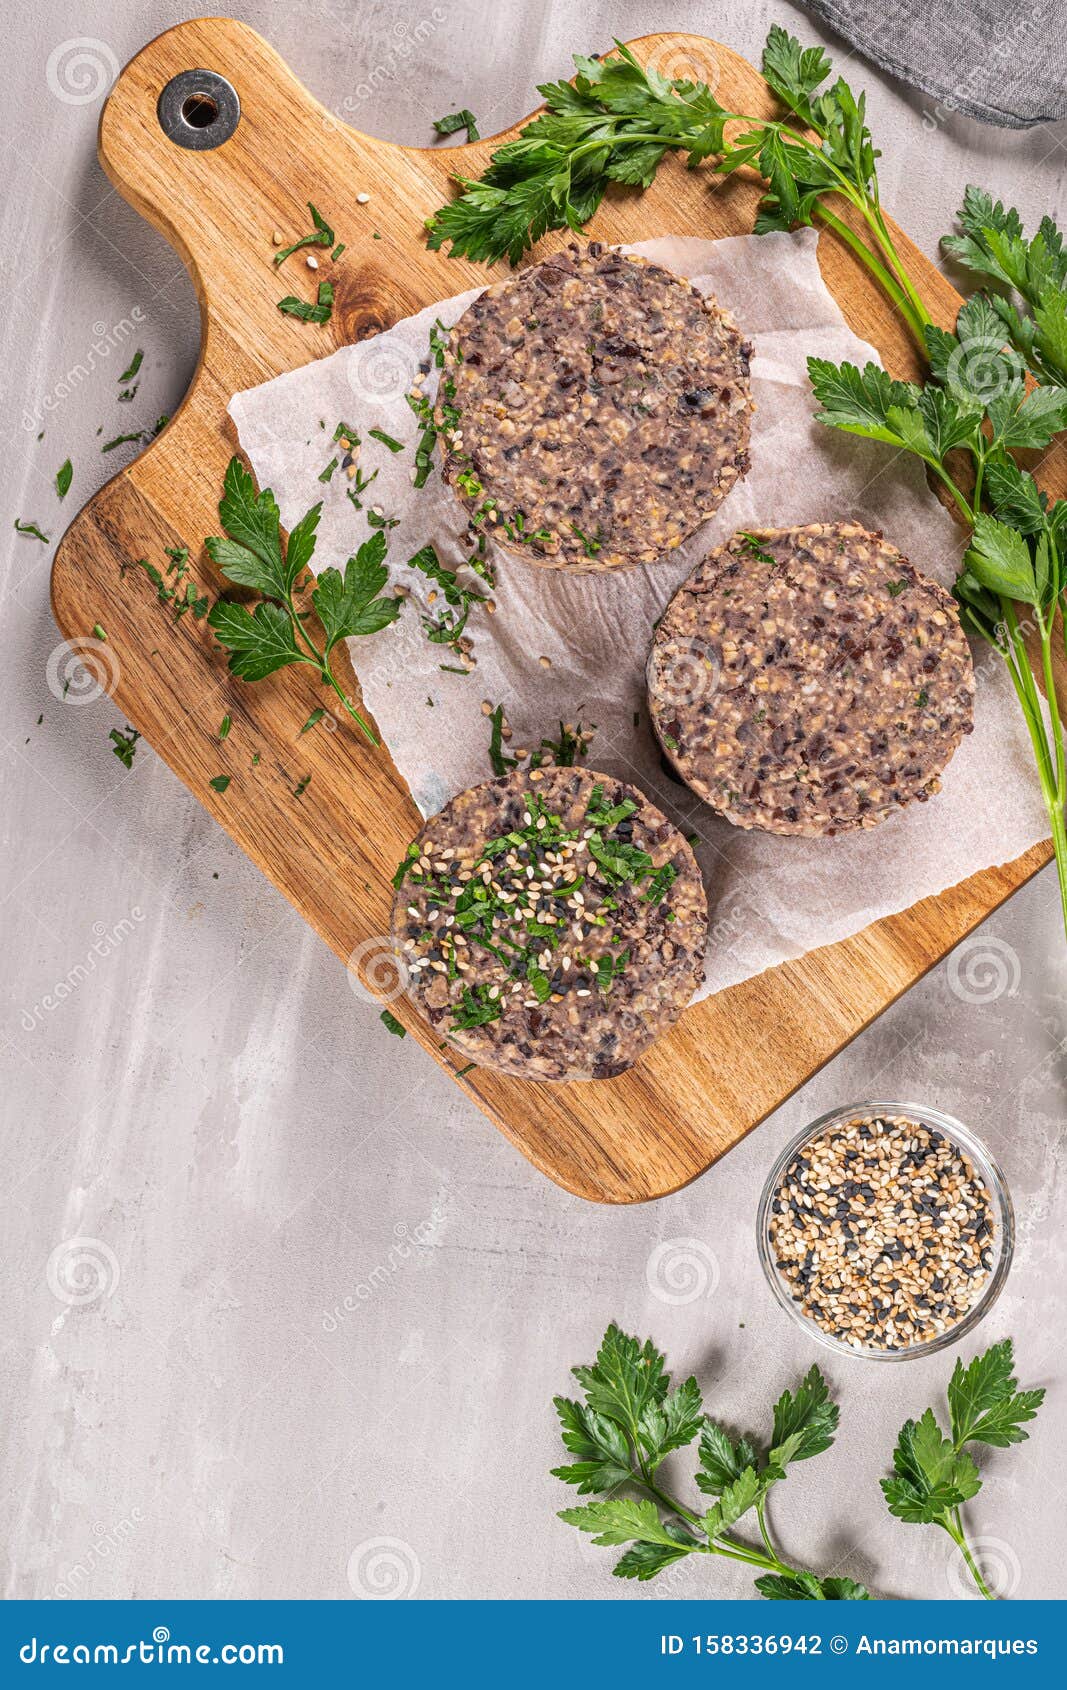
[390, 765, 707, 1081]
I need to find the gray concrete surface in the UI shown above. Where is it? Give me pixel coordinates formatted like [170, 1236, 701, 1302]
[1, 0, 1064, 1603]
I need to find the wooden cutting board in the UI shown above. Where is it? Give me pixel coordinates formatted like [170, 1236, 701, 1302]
[51, 18, 1053, 1204]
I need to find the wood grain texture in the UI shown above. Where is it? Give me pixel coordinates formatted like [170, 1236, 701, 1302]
[51, 18, 1052, 1204]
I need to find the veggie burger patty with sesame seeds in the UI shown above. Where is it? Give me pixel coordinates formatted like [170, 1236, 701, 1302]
[646, 521, 976, 837]
[435, 241, 754, 573]
[390, 766, 708, 1081]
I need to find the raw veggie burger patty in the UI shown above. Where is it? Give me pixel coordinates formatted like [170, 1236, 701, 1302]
[436, 242, 753, 572]
[390, 766, 708, 1080]
[647, 522, 975, 836]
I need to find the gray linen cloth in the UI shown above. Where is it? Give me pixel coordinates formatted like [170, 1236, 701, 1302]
[799, 0, 1065, 127]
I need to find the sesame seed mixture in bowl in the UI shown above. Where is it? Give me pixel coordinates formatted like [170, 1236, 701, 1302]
[757, 1104, 1013, 1361]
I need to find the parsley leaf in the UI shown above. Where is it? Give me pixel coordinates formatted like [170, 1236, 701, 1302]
[767, 1365, 839, 1472]
[312, 531, 401, 653]
[737, 531, 777, 565]
[368, 426, 403, 454]
[883, 1409, 982, 1523]
[983, 455, 1053, 534]
[207, 599, 308, 682]
[433, 108, 480, 142]
[807, 356, 982, 460]
[552, 1397, 633, 1495]
[943, 187, 1067, 386]
[587, 834, 653, 885]
[487, 703, 517, 777]
[55, 459, 73, 499]
[109, 725, 139, 768]
[702, 1466, 762, 1538]
[610, 1536, 696, 1582]
[450, 983, 501, 1029]
[882, 1340, 1043, 1597]
[571, 1326, 669, 1434]
[963, 512, 1040, 604]
[117, 349, 143, 384]
[947, 1338, 1045, 1448]
[273, 202, 334, 264]
[558, 1497, 694, 1551]
[207, 457, 288, 597]
[277, 281, 333, 324]
[14, 518, 49, 543]
[102, 430, 147, 453]
[757, 1572, 869, 1601]
[696, 1422, 758, 1495]
[636, 1375, 704, 1468]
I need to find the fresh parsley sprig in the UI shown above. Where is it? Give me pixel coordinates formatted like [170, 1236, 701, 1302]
[553, 1325, 868, 1600]
[205, 457, 400, 745]
[426, 30, 925, 341]
[883, 1339, 1043, 1600]
[808, 305, 1067, 933]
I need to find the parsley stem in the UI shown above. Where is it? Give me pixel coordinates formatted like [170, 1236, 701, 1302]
[322, 663, 378, 744]
[992, 601, 1067, 938]
[1002, 602, 1055, 793]
[741, 112, 931, 342]
[636, 1466, 701, 1528]
[706, 1537, 783, 1571]
[755, 1497, 777, 1560]
[634, 1462, 798, 1581]
[284, 586, 378, 746]
[936, 472, 1067, 941]
[943, 1512, 995, 1600]
[929, 461, 977, 526]
[1049, 804, 1067, 938]
[1037, 617, 1067, 931]
[1007, 608, 1061, 790]
[1039, 618, 1067, 809]
[812, 204, 927, 342]
[865, 202, 931, 330]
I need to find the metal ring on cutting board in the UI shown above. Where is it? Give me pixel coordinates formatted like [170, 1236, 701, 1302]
[157, 69, 240, 151]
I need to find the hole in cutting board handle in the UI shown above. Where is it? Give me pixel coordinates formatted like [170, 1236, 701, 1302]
[157, 69, 240, 151]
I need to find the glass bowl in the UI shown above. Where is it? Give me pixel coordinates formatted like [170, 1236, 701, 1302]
[756, 1101, 1014, 1362]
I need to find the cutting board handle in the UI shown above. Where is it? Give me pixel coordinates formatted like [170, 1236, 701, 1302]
[98, 16, 427, 361]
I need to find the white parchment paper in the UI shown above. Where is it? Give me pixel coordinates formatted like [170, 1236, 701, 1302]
[230, 230, 1049, 996]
